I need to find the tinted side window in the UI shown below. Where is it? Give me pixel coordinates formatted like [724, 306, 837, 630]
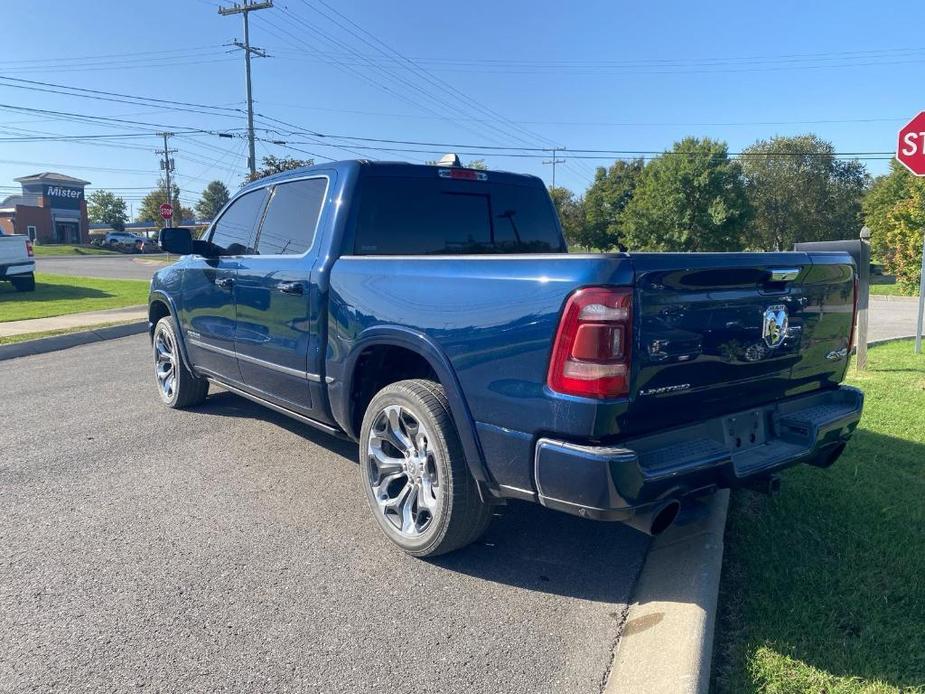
[353, 176, 564, 255]
[209, 189, 266, 255]
[255, 178, 327, 255]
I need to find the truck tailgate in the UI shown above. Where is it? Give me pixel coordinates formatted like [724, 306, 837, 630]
[626, 252, 855, 437]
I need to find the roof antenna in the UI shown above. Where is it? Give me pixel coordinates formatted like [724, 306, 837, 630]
[437, 153, 462, 167]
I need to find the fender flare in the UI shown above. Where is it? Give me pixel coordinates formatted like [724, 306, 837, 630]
[334, 325, 494, 488]
[148, 291, 194, 370]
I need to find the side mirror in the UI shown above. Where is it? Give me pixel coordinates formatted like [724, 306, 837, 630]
[159, 227, 192, 255]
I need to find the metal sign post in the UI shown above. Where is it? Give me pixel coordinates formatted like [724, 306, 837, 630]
[856, 227, 871, 369]
[916, 231, 925, 354]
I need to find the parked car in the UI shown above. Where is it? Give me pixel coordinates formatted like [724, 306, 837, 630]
[134, 237, 160, 254]
[150, 158, 864, 557]
[101, 231, 143, 251]
[0, 229, 35, 291]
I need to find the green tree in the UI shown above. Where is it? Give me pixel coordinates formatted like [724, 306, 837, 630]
[622, 138, 750, 251]
[195, 180, 230, 221]
[245, 155, 314, 184]
[137, 180, 194, 226]
[582, 159, 644, 251]
[862, 160, 925, 293]
[877, 182, 925, 294]
[86, 190, 128, 231]
[740, 134, 868, 251]
[863, 159, 918, 261]
[548, 186, 584, 247]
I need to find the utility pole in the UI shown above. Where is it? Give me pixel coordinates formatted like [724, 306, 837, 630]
[219, 0, 272, 178]
[156, 132, 177, 227]
[542, 147, 566, 188]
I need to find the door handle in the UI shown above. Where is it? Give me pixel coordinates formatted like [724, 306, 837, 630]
[215, 277, 234, 289]
[278, 281, 304, 295]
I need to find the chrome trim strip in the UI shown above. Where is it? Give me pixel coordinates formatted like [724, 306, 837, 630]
[188, 337, 322, 381]
[206, 376, 347, 439]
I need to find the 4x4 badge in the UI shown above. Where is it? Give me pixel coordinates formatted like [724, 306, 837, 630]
[762, 304, 789, 348]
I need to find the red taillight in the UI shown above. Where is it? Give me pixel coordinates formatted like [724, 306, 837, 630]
[848, 272, 859, 351]
[547, 287, 633, 399]
[437, 168, 487, 181]
[25, 239, 34, 257]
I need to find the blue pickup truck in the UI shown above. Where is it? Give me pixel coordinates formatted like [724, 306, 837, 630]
[150, 158, 864, 557]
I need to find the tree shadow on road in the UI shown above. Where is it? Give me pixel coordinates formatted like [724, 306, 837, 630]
[195, 389, 650, 604]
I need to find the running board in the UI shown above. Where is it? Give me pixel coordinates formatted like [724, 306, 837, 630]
[207, 377, 351, 441]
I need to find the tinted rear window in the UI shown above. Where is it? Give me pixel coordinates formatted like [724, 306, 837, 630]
[353, 175, 564, 255]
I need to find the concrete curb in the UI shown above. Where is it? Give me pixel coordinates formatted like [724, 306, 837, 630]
[868, 334, 917, 347]
[0, 321, 147, 361]
[605, 490, 729, 694]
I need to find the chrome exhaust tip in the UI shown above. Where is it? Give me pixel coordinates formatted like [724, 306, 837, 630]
[623, 499, 681, 536]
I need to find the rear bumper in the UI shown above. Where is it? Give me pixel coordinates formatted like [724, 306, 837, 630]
[533, 385, 863, 521]
[0, 261, 35, 278]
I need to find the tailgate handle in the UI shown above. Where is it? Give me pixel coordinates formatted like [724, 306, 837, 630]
[768, 268, 800, 282]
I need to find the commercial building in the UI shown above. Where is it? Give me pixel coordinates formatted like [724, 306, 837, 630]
[0, 172, 90, 244]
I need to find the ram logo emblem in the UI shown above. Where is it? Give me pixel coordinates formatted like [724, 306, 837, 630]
[762, 305, 789, 349]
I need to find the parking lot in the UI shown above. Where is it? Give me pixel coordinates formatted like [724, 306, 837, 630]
[0, 335, 648, 693]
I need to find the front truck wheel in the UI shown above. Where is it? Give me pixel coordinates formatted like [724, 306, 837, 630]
[360, 379, 492, 557]
[11, 273, 35, 292]
[152, 316, 209, 409]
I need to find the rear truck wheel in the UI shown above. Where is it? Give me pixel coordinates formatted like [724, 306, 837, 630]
[152, 316, 209, 409]
[360, 379, 492, 557]
[11, 273, 35, 292]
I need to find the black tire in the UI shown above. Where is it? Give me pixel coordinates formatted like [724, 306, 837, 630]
[11, 273, 35, 292]
[359, 379, 492, 557]
[152, 316, 209, 409]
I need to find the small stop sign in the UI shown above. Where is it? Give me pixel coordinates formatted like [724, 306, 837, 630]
[897, 112, 925, 175]
[159, 202, 174, 220]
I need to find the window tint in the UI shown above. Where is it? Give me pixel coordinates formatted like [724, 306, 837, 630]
[255, 178, 327, 255]
[209, 189, 266, 255]
[354, 176, 564, 255]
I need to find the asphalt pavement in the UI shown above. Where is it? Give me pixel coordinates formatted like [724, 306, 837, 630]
[867, 295, 920, 342]
[0, 335, 648, 693]
[36, 255, 167, 280]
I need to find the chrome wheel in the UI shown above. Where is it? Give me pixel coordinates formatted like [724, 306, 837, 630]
[154, 326, 177, 401]
[367, 405, 440, 538]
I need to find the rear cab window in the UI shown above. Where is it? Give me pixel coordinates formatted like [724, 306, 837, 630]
[352, 172, 566, 255]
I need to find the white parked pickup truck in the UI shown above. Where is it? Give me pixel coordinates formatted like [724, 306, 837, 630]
[0, 231, 35, 292]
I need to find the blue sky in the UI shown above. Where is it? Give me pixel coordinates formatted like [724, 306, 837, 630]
[0, 0, 918, 212]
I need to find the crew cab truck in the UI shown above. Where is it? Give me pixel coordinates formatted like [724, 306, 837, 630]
[0, 230, 36, 292]
[151, 158, 864, 557]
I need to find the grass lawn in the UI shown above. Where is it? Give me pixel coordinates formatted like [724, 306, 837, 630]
[31, 244, 121, 256]
[0, 273, 148, 322]
[0, 320, 138, 345]
[868, 275, 918, 297]
[712, 340, 925, 693]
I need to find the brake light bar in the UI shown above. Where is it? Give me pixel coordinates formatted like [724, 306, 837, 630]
[438, 168, 487, 181]
[547, 287, 633, 399]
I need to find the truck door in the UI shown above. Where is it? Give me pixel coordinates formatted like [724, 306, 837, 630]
[233, 175, 330, 414]
[179, 188, 268, 382]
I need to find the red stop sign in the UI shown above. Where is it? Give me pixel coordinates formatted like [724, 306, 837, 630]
[897, 112, 925, 175]
[159, 202, 174, 220]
